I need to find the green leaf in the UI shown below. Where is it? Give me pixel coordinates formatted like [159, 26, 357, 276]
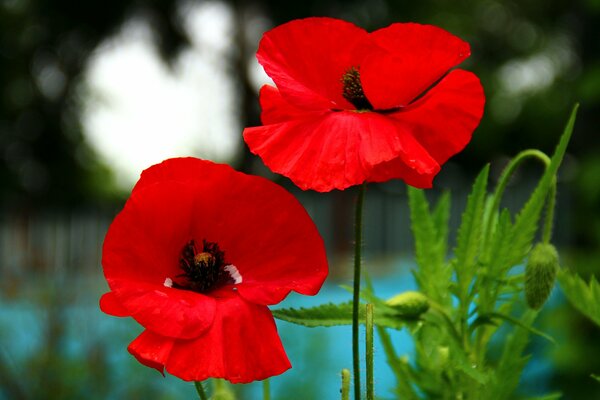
[377, 326, 419, 400]
[272, 302, 409, 330]
[482, 311, 555, 344]
[558, 270, 600, 327]
[491, 310, 538, 400]
[452, 352, 489, 385]
[432, 191, 451, 256]
[453, 164, 490, 300]
[592, 374, 600, 383]
[408, 187, 451, 304]
[522, 393, 562, 400]
[507, 104, 578, 267]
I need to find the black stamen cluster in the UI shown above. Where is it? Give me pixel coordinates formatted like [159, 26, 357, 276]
[341, 67, 373, 111]
[176, 239, 232, 293]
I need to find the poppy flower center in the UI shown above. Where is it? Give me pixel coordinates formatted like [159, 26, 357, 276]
[341, 67, 373, 111]
[170, 239, 242, 293]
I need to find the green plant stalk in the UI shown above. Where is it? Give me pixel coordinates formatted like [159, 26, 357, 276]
[542, 181, 556, 244]
[195, 381, 208, 400]
[476, 150, 553, 364]
[352, 184, 366, 400]
[341, 369, 351, 400]
[263, 379, 270, 400]
[483, 149, 551, 249]
[366, 303, 374, 400]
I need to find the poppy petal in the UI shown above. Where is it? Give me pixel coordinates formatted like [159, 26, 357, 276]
[368, 157, 438, 188]
[361, 23, 471, 109]
[108, 158, 327, 307]
[103, 182, 219, 339]
[390, 69, 485, 165]
[129, 295, 291, 383]
[258, 85, 324, 125]
[257, 17, 369, 110]
[243, 111, 439, 192]
[109, 280, 217, 339]
[128, 330, 175, 376]
[99, 292, 129, 317]
[181, 165, 328, 305]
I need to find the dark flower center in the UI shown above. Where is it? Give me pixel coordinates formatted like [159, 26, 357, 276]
[341, 67, 373, 111]
[173, 239, 237, 293]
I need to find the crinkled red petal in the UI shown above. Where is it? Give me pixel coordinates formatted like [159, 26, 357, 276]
[104, 158, 327, 310]
[389, 69, 485, 165]
[128, 295, 291, 383]
[258, 85, 323, 125]
[257, 17, 370, 111]
[128, 330, 175, 376]
[110, 279, 217, 339]
[243, 111, 439, 192]
[99, 292, 129, 317]
[368, 157, 438, 189]
[102, 181, 217, 339]
[361, 23, 471, 109]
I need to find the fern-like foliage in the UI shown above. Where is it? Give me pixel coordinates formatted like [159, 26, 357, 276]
[558, 270, 600, 327]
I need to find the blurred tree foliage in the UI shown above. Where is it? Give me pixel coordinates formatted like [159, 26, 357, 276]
[1, 0, 598, 242]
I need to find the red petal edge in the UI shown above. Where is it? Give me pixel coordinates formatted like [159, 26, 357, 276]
[257, 17, 370, 111]
[361, 23, 471, 109]
[128, 295, 291, 383]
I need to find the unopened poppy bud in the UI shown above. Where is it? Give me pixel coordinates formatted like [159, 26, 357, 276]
[525, 243, 559, 310]
[386, 291, 430, 318]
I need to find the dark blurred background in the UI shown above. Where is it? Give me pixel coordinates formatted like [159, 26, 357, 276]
[0, 0, 598, 399]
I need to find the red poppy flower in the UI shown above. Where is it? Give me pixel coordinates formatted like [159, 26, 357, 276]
[243, 17, 485, 192]
[99, 158, 327, 383]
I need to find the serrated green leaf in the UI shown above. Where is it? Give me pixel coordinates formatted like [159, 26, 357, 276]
[487, 209, 514, 275]
[408, 187, 451, 304]
[523, 392, 562, 400]
[432, 191, 451, 256]
[273, 302, 409, 330]
[454, 164, 490, 301]
[507, 105, 578, 267]
[491, 310, 537, 400]
[377, 325, 419, 400]
[482, 311, 555, 344]
[273, 302, 354, 327]
[452, 354, 489, 385]
[558, 270, 600, 327]
[477, 209, 515, 312]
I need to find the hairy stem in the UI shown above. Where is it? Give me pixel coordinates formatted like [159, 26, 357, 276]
[341, 369, 351, 400]
[194, 381, 208, 400]
[353, 183, 367, 400]
[366, 303, 375, 400]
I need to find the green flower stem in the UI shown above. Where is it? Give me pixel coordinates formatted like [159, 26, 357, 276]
[194, 381, 208, 400]
[365, 303, 374, 400]
[476, 149, 555, 365]
[353, 183, 367, 400]
[483, 149, 552, 248]
[542, 181, 556, 244]
[341, 369, 351, 400]
[263, 379, 270, 400]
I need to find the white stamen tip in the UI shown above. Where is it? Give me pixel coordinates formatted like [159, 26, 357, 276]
[224, 264, 243, 284]
[164, 277, 173, 288]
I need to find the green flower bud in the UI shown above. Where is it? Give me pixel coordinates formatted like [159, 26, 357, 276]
[525, 243, 559, 310]
[386, 291, 430, 318]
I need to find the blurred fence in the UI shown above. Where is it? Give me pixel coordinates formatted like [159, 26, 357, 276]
[0, 213, 112, 284]
[0, 176, 574, 279]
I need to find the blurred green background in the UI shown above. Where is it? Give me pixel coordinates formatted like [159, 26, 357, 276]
[0, 0, 599, 399]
